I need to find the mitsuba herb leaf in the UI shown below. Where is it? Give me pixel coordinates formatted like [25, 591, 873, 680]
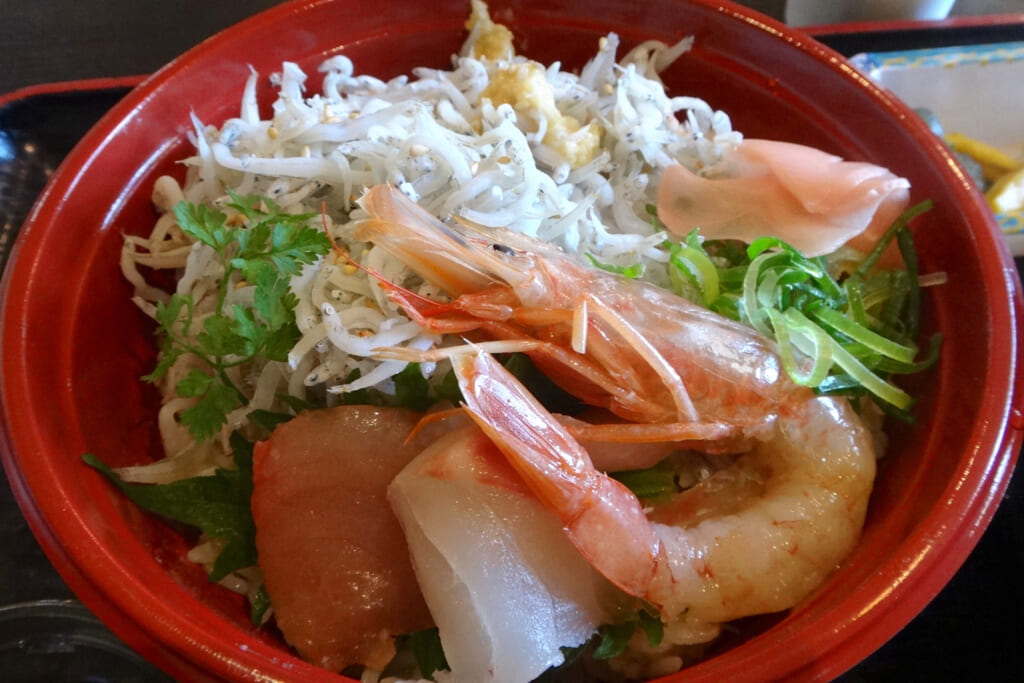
[150, 194, 331, 441]
[180, 381, 244, 442]
[252, 263, 299, 330]
[240, 221, 333, 278]
[225, 191, 317, 234]
[143, 296, 192, 383]
[83, 433, 257, 583]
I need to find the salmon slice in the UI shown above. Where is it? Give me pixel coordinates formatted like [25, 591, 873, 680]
[252, 405, 436, 672]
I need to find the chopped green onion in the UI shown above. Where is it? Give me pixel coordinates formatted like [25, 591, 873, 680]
[585, 253, 645, 279]
[807, 303, 918, 364]
[828, 336, 914, 410]
[844, 279, 870, 327]
[874, 333, 943, 375]
[766, 308, 833, 387]
[852, 199, 933, 280]
[668, 243, 720, 306]
[610, 460, 676, 501]
[897, 224, 922, 339]
[816, 373, 866, 397]
[650, 200, 938, 416]
[742, 251, 778, 336]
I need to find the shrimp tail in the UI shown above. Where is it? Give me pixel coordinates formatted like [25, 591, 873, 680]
[452, 349, 663, 600]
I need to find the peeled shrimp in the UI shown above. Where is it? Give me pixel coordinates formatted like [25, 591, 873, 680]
[355, 184, 810, 437]
[451, 350, 876, 624]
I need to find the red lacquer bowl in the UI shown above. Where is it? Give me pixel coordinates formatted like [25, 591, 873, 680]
[1, 1, 1022, 681]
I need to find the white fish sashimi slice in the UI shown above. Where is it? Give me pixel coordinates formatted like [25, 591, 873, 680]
[388, 426, 616, 683]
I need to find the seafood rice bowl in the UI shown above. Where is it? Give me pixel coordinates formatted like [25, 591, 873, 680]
[0, 1, 1020, 682]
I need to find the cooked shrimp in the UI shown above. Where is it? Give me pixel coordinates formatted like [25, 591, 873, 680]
[355, 184, 810, 436]
[451, 350, 876, 624]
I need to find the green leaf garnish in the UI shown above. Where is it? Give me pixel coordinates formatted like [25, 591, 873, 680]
[585, 252, 645, 279]
[396, 628, 449, 680]
[592, 621, 636, 659]
[250, 585, 271, 626]
[247, 408, 297, 433]
[435, 367, 465, 405]
[151, 194, 331, 441]
[636, 609, 664, 647]
[611, 459, 676, 501]
[592, 609, 665, 660]
[666, 229, 721, 306]
[394, 362, 434, 411]
[83, 430, 257, 583]
[651, 201, 941, 417]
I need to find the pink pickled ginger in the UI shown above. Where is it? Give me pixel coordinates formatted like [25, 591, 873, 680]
[656, 139, 910, 257]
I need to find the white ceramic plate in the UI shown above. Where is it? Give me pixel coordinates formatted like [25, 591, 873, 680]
[851, 41, 1024, 255]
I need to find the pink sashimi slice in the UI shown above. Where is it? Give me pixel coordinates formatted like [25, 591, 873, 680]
[656, 139, 911, 258]
[252, 405, 436, 672]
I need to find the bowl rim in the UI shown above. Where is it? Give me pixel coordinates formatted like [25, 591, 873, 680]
[2, 0, 1022, 681]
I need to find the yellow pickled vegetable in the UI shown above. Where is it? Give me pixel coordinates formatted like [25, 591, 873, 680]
[945, 132, 1020, 183]
[986, 166, 1024, 214]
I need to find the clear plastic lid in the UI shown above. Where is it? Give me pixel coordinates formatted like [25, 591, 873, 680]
[0, 600, 172, 682]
